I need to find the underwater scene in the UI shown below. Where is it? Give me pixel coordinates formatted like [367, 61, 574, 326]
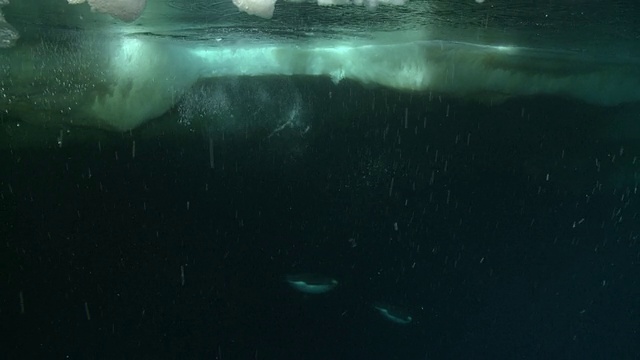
[1, 0, 639, 359]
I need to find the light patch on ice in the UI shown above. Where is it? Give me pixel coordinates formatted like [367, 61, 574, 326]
[192, 39, 640, 107]
[287, 0, 406, 7]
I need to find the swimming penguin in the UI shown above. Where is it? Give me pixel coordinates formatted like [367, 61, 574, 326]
[285, 273, 338, 294]
[372, 302, 413, 325]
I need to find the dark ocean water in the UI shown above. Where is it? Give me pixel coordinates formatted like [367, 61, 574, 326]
[1, 76, 639, 359]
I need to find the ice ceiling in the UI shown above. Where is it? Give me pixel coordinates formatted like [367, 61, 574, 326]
[0, 0, 638, 131]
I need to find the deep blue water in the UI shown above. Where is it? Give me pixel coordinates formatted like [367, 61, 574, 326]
[1, 77, 639, 359]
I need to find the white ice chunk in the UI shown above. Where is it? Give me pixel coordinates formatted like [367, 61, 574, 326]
[232, 0, 277, 19]
[67, 0, 147, 22]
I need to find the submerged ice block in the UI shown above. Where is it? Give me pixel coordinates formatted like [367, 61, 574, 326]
[0, 36, 202, 131]
[2, 34, 640, 131]
[0, 0, 18, 48]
